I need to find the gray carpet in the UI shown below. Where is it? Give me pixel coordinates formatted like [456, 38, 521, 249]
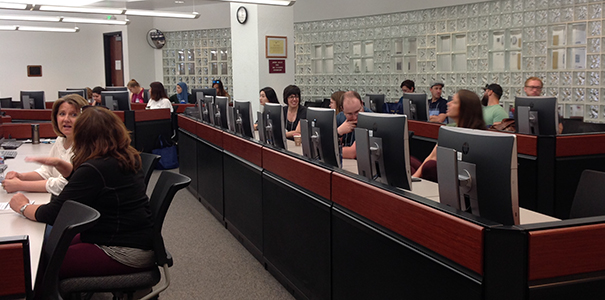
[90, 169, 293, 299]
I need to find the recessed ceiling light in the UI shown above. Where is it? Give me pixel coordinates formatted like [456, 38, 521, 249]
[175, 1, 185, 3]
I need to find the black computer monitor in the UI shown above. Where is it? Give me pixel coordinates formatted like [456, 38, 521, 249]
[20, 91, 45, 109]
[354, 112, 411, 190]
[191, 88, 217, 104]
[300, 107, 341, 168]
[436, 126, 519, 225]
[196, 96, 214, 125]
[364, 94, 386, 113]
[401, 93, 428, 121]
[58, 90, 86, 99]
[0, 97, 12, 108]
[214, 96, 229, 130]
[233, 100, 254, 138]
[261, 103, 288, 150]
[514, 96, 559, 136]
[101, 91, 131, 111]
[105, 86, 127, 91]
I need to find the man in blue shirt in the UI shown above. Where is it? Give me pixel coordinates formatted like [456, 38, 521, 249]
[396, 79, 415, 114]
[336, 91, 372, 159]
[428, 81, 448, 123]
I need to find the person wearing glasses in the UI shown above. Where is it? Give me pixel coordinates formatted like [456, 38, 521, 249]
[169, 82, 194, 104]
[9, 106, 155, 280]
[146, 81, 173, 112]
[282, 85, 307, 139]
[212, 79, 231, 101]
[523, 76, 563, 133]
[336, 91, 372, 159]
[2, 95, 88, 195]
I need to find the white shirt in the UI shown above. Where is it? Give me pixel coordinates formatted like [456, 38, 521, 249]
[34, 136, 71, 196]
[146, 98, 173, 112]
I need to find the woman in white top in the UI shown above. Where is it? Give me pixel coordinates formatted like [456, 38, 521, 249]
[146, 81, 173, 113]
[2, 94, 88, 195]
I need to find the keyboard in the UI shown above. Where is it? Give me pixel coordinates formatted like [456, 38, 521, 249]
[0, 164, 6, 173]
[0, 150, 17, 159]
[1, 141, 23, 149]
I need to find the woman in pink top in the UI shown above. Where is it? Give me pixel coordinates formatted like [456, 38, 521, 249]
[127, 79, 145, 103]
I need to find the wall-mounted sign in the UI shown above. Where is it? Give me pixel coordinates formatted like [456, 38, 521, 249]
[269, 60, 285, 73]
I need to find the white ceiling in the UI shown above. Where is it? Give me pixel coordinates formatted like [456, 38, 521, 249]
[86, 0, 217, 11]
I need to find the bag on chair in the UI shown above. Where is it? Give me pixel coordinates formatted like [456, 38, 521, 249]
[152, 135, 179, 170]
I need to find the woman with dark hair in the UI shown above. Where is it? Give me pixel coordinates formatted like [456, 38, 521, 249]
[412, 89, 486, 182]
[283, 85, 307, 139]
[213, 79, 231, 101]
[146, 81, 173, 112]
[127, 79, 145, 104]
[91, 86, 105, 106]
[3, 95, 88, 195]
[9, 106, 155, 279]
[169, 82, 194, 104]
[329, 90, 346, 115]
[260, 87, 279, 105]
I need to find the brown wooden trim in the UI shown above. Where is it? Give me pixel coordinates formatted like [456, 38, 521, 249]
[556, 134, 605, 157]
[0, 243, 26, 296]
[178, 114, 199, 134]
[197, 122, 223, 148]
[134, 109, 171, 122]
[528, 223, 605, 281]
[1, 123, 56, 139]
[45, 102, 53, 109]
[130, 103, 146, 110]
[516, 134, 537, 156]
[408, 120, 441, 139]
[222, 133, 262, 167]
[2, 109, 52, 121]
[1, 116, 12, 123]
[112, 111, 125, 122]
[263, 147, 331, 200]
[174, 104, 195, 113]
[331, 172, 484, 275]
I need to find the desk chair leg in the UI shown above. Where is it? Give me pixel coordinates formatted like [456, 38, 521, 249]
[139, 264, 171, 300]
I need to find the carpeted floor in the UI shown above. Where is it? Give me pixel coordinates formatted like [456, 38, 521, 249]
[90, 170, 293, 299]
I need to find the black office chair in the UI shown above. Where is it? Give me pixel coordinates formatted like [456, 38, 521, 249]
[569, 170, 605, 219]
[60, 171, 191, 300]
[140, 152, 161, 187]
[0, 97, 12, 109]
[32, 201, 100, 300]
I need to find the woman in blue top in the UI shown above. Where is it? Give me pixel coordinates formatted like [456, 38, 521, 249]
[169, 82, 194, 104]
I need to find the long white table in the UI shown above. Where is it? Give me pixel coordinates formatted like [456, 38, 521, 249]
[0, 142, 55, 286]
[284, 139, 559, 225]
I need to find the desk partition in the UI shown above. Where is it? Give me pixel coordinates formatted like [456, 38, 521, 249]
[178, 114, 605, 300]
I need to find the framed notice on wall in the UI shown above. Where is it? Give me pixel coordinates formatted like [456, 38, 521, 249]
[266, 36, 287, 58]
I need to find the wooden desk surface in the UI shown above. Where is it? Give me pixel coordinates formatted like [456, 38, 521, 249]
[0, 143, 55, 285]
[282, 139, 558, 225]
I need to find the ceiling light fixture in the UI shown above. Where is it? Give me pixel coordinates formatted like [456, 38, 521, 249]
[0, 2, 28, 9]
[125, 9, 200, 19]
[0, 24, 17, 30]
[7, 25, 80, 32]
[0, 14, 60, 22]
[219, 0, 295, 6]
[38, 5, 125, 15]
[61, 17, 129, 25]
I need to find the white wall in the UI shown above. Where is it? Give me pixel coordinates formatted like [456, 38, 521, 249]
[124, 16, 156, 88]
[0, 23, 126, 102]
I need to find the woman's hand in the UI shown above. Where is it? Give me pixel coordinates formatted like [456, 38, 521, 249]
[25, 157, 73, 178]
[9, 192, 29, 212]
[3, 177, 23, 193]
[5, 171, 20, 180]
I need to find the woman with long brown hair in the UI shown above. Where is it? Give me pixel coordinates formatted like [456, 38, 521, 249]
[412, 89, 486, 181]
[9, 106, 155, 279]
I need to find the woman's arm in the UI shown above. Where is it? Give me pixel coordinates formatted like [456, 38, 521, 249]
[412, 144, 437, 178]
[3, 178, 48, 193]
[9, 193, 40, 221]
[25, 157, 73, 178]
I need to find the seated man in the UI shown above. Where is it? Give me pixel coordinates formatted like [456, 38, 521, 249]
[396, 79, 415, 114]
[336, 91, 372, 159]
[482, 83, 508, 126]
[523, 76, 563, 134]
[428, 82, 448, 123]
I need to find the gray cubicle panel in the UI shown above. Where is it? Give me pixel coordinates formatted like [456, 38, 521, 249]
[178, 130, 199, 197]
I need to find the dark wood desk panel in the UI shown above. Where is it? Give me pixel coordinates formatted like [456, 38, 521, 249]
[131, 103, 146, 110]
[178, 114, 199, 134]
[2, 108, 52, 121]
[1, 115, 12, 123]
[222, 133, 262, 168]
[262, 147, 331, 200]
[516, 134, 538, 156]
[112, 111, 125, 122]
[331, 172, 484, 275]
[556, 134, 605, 157]
[0, 243, 27, 297]
[1, 123, 56, 139]
[133, 109, 171, 122]
[173, 104, 195, 113]
[408, 120, 441, 139]
[45, 102, 53, 109]
[528, 223, 605, 281]
[197, 122, 223, 149]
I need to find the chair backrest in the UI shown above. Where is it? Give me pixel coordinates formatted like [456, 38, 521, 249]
[33, 201, 100, 300]
[570, 170, 605, 218]
[0, 97, 12, 108]
[140, 152, 161, 187]
[149, 171, 191, 265]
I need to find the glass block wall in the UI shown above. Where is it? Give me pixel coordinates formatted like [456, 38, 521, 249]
[162, 28, 233, 97]
[294, 0, 605, 122]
